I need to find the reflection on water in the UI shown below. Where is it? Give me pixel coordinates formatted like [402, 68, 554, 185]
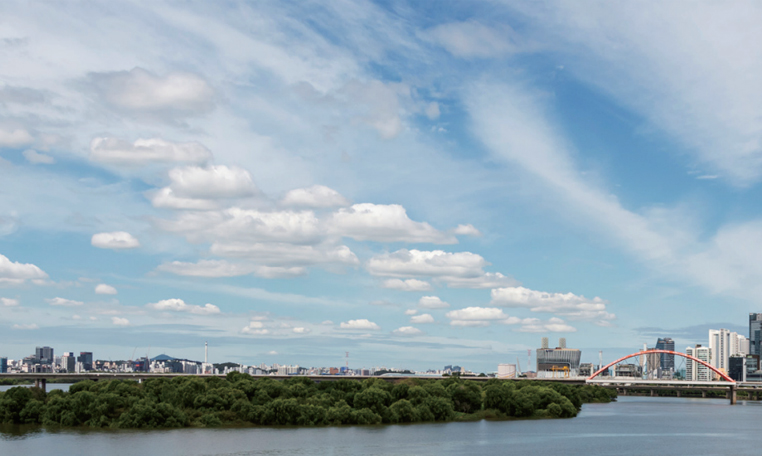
[1, 397, 761, 455]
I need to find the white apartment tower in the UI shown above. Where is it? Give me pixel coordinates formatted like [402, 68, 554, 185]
[709, 329, 749, 375]
[686, 345, 712, 382]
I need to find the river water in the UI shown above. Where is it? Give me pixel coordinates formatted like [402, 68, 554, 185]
[1, 396, 760, 455]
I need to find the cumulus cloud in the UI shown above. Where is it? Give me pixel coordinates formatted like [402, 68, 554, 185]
[410, 313, 434, 324]
[518, 317, 576, 333]
[392, 326, 423, 336]
[166, 165, 257, 199]
[111, 317, 130, 326]
[0, 127, 33, 147]
[0, 253, 48, 285]
[329, 204, 456, 244]
[382, 278, 432, 292]
[292, 327, 311, 334]
[491, 286, 615, 324]
[22, 149, 55, 164]
[281, 185, 350, 208]
[91, 232, 140, 250]
[12, 323, 38, 330]
[47, 297, 84, 307]
[339, 319, 380, 330]
[444, 272, 518, 289]
[89, 67, 215, 115]
[445, 306, 520, 327]
[148, 187, 218, 210]
[404, 309, 418, 315]
[158, 260, 255, 278]
[241, 320, 270, 335]
[210, 242, 359, 268]
[424, 21, 523, 58]
[1, 297, 19, 306]
[147, 298, 221, 315]
[95, 284, 117, 295]
[418, 296, 449, 309]
[90, 137, 211, 166]
[453, 224, 482, 236]
[252, 265, 307, 279]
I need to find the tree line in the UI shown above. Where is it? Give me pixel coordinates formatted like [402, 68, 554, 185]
[0, 373, 616, 429]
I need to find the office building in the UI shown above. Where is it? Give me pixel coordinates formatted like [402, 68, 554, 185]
[0, 357, 7, 373]
[729, 355, 746, 382]
[536, 338, 581, 378]
[61, 352, 76, 373]
[655, 338, 675, 372]
[686, 345, 711, 382]
[645, 349, 661, 379]
[709, 329, 748, 375]
[78, 352, 93, 371]
[750, 314, 762, 356]
[35, 346, 54, 364]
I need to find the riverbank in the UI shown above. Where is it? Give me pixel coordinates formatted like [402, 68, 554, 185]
[0, 373, 615, 429]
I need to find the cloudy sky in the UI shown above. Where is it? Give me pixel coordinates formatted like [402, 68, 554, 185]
[1, 1, 760, 371]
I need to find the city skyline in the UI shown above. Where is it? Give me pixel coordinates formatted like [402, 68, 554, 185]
[2, 2, 762, 372]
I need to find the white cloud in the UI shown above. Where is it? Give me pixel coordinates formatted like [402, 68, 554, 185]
[392, 326, 423, 336]
[410, 313, 434, 324]
[1, 297, 19, 306]
[339, 319, 380, 330]
[242, 320, 270, 335]
[253, 265, 307, 279]
[404, 309, 418, 315]
[491, 286, 615, 323]
[443, 272, 518, 289]
[12, 323, 38, 330]
[424, 21, 522, 58]
[166, 165, 257, 199]
[95, 284, 117, 295]
[281, 185, 350, 208]
[158, 260, 255, 278]
[90, 137, 212, 166]
[91, 232, 140, 250]
[47, 297, 84, 307]
[111, 317, 130, 326]
[329, 204, 456, 244]
[367, 249, 486, 278]
[418, 296, 449, 309]
[518, 317, 576, 333]
[292, 327, 310, 334]
[149, 187, 219, 210]
[0, 253, 48, 285]
[445, 306, 520, 327]
[382, 278, 432, 292]
[267, 351, 278, 355]
[147, 298, 221, 315]
[453, 224, 481, 237]
[89, 67, 215, 115]
[0, 127, 33, 148]
[210, 242, 359, 268]
[22, 149, 55, 164]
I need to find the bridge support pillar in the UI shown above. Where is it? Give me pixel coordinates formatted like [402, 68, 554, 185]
[702, 391, 706, 398]
[676, 390, 681, 397]
[730, 386, 737, 405]
[650, 389, 655, 397]
[33, 378, 46, 392]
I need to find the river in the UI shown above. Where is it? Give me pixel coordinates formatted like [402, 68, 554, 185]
[1, 396, 760, 455]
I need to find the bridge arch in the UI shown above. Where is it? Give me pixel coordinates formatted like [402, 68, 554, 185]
[588, 349, 735, 383]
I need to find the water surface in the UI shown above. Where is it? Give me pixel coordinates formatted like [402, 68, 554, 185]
[1, 397, 760, 455]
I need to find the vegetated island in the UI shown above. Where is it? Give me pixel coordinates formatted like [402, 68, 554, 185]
[0, 373, 616, 429]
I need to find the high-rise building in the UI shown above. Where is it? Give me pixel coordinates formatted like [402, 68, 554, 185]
[78, 352, 93, 371]
[656, 338, 675, 372]
[536, 338, 581, 378]
[750, 314, 762, 356]
[61, 352, 76, 373]
[729, 355, 746, 382]
[709, 329, 748, 375]
[0, 357, 7, 373]
[35, 346, 54, 364]
[686, 345, 711, 382]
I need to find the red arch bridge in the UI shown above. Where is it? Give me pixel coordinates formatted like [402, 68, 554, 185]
[586, 349, 748, 404]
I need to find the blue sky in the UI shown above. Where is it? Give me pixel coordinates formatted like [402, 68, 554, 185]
[1, 1, 760, 371]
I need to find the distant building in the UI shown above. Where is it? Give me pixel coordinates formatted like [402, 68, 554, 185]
[35, 346, 54, 364]
[614, 363, 641, 378]
[497, 363, 517, 379]
[536, 337, 581, 378]
[579, 363, 594, 377]
[78, 352, 93, 371]
[645, 349, 661, 379]
[686, 345, 711, 381]
[0, 357, 7, 373]
[729, 355, 746, 382]
[709, 329, 748, 376]
[655, 338, 675, 372]
[61, 352, 76, 373]
[750, 313, 762, 356]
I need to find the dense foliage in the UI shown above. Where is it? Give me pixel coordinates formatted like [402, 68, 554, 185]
[0, 374, 615, 429]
